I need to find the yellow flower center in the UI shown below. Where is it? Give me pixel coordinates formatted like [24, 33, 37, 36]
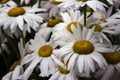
[89, 23, 102, 32]
[47, 18, 63, 27]
[9, 60, 21, 71]
[76, 0, 88, 2]
[58, 66, 69, 74]
[66, 22, 78, 33]
[8, 7, 25, 17]
[38, 45, 53, 57]
[50, 0, 62, 5]
[0, 0, 8, 4]
[103, 51, 120, 64]
[100, 18, 107, 23]
[73, 40, 94, 55]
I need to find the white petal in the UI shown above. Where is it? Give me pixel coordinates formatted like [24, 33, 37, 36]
[22, 57, 41, 80]
[21, 53, 35, 65]
[16, 16, 24, 30]
[49, 71, 60, 80]
[12, 66, 20, 80]
[87, 55, 95, 72]
[68, 54, 78, 70]
[77, 55, 84, 73]
[51, 54, 65, 68]
[101, 65, 114, 80]
[2, 72, 13, 80]
[40, 58, 50, 77]
[61, 12, 71, 24]
[95, 47, 114, 53]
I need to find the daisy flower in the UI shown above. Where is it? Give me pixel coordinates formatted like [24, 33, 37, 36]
[0, 0, 16, 8]
[0, 6, 45, 33]
[87, 12, 120, 43]
[54, 25, 114, 76]
[51, 9, 85, 46]
[52, 9, 86, 33]
[21, 35, 65, 80]
[49, 66, 78, 80]
[55, 0, 107, 11]
[95, 45, 120, 80]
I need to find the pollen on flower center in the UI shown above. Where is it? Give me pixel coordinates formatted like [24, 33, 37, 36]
[58, 66, 69, 74]
[76, 0, 88, 2]
[66, 22, 78, 33]
[89, 23, 102, 32]
[38, 45, 53, 57]
[47, 18, 63, 27]
[0, 0, 8, 4]
[103, 51, 120, 64]
[73, 40, 94, 55]
[50, 0, 62, 5]
[9, 60, 21, 71]
[8, 7, 25, 17]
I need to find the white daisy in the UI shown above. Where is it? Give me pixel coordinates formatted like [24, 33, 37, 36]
[0, 0, 16, 8]
[51, 10, 85, 47]
[0, 6, 45, 33]
[87, 12, 120, 43]
[49, 66, 78, 80]
[55, 0, 107, 11]
[21, 35, 65, 80]
[54, 25, 114, 77]
[52, 9, 86, 32]
[92, 7, 120, 25]
[95, 45, 120, 80]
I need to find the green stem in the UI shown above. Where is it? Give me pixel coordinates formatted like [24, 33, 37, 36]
[1, 29, 20, 59]
[0, 29, 9, 72]
[38, 0, 41, 8]
[84, 5, 87, 26]
[0, 50, 9, 71]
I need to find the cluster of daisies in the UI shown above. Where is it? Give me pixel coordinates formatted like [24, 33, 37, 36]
[0, 0, 120, 80]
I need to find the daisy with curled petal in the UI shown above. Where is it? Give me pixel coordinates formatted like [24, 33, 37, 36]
[54, 25, 114, 77]
[55, 0, 107, 11]
[0, 6, 45, 33]
[21, 35, 65, 80]
[94, 45, 120, 80]
[0, 0, 16, 8]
